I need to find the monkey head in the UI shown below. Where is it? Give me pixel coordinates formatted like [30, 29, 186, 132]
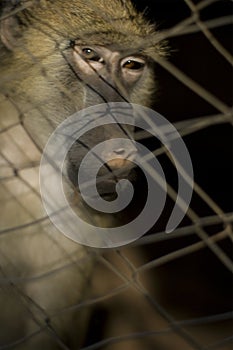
[0, 0, 166, 221]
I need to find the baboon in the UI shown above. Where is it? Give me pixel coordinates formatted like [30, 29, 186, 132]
[0, 1, 165, 349]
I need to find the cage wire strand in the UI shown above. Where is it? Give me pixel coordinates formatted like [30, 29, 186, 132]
[0, 0, 232, 349]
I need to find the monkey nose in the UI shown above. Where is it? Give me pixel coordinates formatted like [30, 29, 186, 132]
[105, 144, 137, 167]
[107, 158, 132, 169]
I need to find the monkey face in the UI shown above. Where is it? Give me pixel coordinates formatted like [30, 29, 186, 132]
[62, 44, 154, 202]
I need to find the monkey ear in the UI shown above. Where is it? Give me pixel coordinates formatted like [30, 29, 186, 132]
[1, 15, 23, 51]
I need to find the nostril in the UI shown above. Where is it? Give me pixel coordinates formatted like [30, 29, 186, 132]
[113, 148, 126, 155]
[112, 147, 137, 160]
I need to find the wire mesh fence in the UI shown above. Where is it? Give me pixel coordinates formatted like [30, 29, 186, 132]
[0, 0, 232, 349]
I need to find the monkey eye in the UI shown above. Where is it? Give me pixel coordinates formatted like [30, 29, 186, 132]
[81, 48, 104, 63]
[122, 57, 146, 71]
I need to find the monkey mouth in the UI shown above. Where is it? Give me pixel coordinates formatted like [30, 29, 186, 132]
[96, 168, 138, 198]
[68, 164, 138, 204]
[96, 179, 121, 200]
[81, 179, 122, 201]
[77, 175, 136, 202]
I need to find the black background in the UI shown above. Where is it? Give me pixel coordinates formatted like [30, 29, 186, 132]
[132, 0, 232, 213]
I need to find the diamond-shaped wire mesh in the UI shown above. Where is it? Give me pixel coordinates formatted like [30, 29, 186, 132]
[0, 1, 232, 349]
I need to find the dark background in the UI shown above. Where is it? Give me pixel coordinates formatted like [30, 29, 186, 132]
[130, 0, 233, 318]
[132, 0, 232, 213]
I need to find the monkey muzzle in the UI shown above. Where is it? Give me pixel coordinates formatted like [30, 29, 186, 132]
[66, 124, 138, 202]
